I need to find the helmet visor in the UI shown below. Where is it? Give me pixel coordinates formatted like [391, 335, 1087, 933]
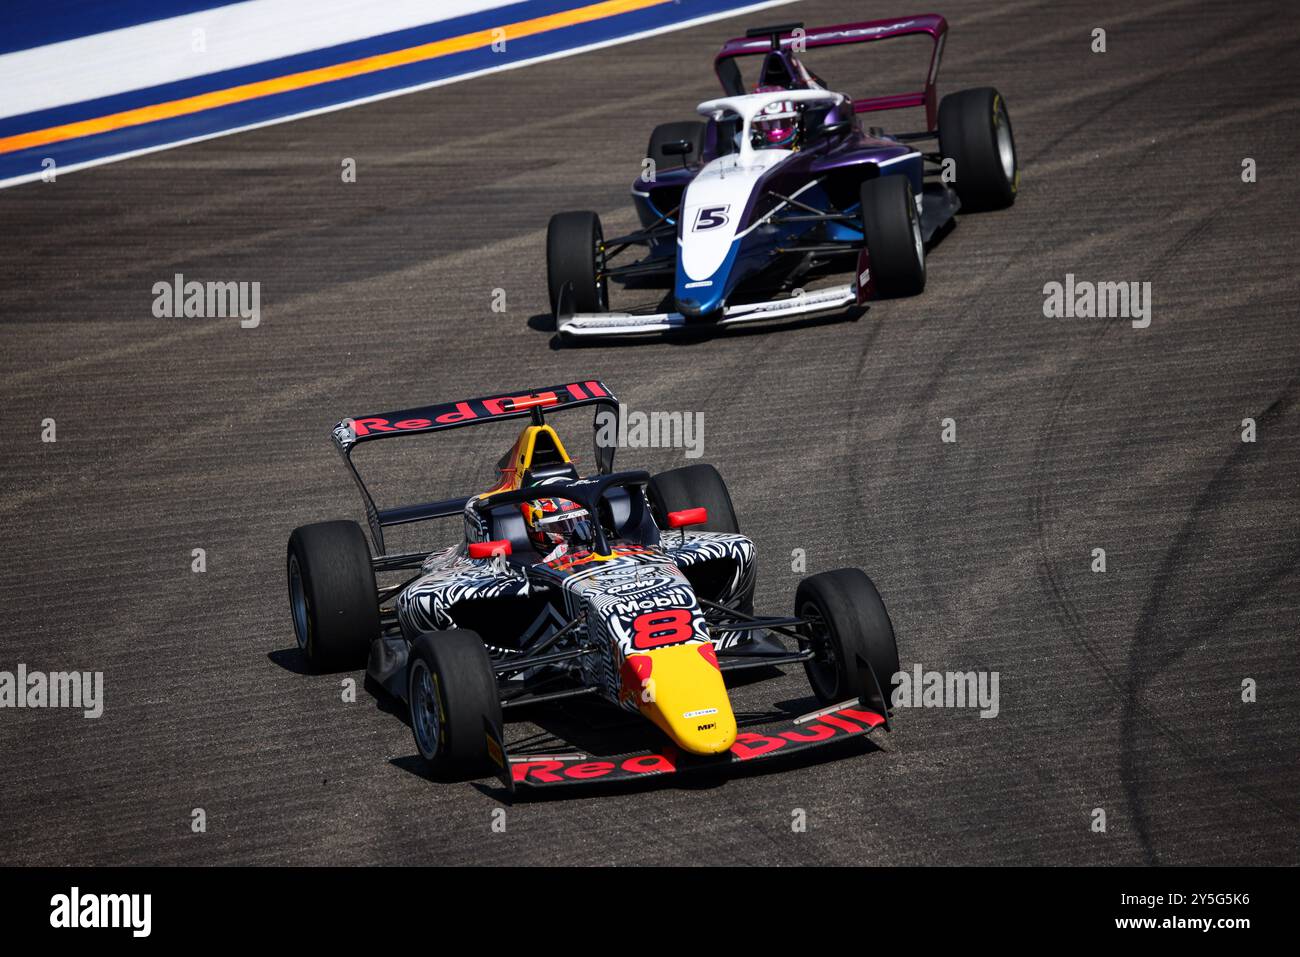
[533, 506, 594, 545]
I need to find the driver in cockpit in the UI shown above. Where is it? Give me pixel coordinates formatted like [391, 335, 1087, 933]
[520, 495, 594, 563]
[750, 86, 803, 150]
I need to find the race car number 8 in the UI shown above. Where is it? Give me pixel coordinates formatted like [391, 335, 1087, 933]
[631, 609, 693, 649]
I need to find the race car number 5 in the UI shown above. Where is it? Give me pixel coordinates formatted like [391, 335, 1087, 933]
[692, 205, 730, 231]
[631, 609, 693, 649]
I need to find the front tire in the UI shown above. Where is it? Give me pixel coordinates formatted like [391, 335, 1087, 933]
[860, 174, 926, 297]
[647, 463, 740, 533]
[938, 87, 1018, 211]
[286, 520, 379, 670]
[407, 630, 503, 778]
[797, 568, 899, 707]
[546, 210, 607, 315]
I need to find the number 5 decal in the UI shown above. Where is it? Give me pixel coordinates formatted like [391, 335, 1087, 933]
[692, 205, 730, 232]
[631, 608, 693, 649]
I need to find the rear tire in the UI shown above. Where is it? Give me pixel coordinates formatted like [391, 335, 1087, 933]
[546, 210, 607, 315]
[860, 174, 926, 297]
[797, 568, 899, 707]
[407, 630, 503, 778]
[647, 463, 740, 533]
[938, 87, 1018, 211]
[647, 121, 706, 172]
[286, 520, 379, 670]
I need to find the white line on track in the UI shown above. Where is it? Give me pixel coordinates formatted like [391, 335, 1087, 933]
[0, 0, 800, 190]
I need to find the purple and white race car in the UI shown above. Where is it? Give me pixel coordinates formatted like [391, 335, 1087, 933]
[546, 14, 1018, 340]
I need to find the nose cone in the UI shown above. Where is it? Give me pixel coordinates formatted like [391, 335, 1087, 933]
[674, 238, 735, 319]
[675, 296, 704, 317]
[636, 643, 736, 755]
[674, 292, 724, 319]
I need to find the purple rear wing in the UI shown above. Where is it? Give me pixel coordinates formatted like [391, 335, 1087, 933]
[714, 14, 948, 131]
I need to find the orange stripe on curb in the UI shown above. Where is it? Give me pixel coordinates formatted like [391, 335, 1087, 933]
[0, 0, 670, 155]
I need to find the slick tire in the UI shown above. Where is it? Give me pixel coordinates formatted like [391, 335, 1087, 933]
[286, 520, 379, 671]
[407, 630, 503, 779]
[647, 463, 740, 533]
[546, 210, 607, 315]
[860, 174, 926, 297]
[797, 568, 899, 707]
[938, 87, 1019, 211]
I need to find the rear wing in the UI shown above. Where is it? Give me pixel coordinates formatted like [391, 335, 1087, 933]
[714, 14, 948, 132]
[331, 380, 619, 555]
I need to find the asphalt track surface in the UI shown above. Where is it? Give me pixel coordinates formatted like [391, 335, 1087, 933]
[2, 0, 1298, 866]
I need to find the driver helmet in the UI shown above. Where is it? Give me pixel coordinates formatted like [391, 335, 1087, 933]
[521, 497, 593, 553]
[752, 85, 800, 149]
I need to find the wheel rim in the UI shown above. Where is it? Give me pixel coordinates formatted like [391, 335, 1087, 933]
[801, 603, 840, 699]
[910, 199, 924, 269]
[288, 555, 309, 652]
[409, 660, 442, 759]
[594, 226, 609, 311]
[994, 100, 1016, 182]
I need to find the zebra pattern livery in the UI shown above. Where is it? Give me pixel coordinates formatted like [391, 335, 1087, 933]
[396, 545, 532, 634]
[392, 528, 756, 709]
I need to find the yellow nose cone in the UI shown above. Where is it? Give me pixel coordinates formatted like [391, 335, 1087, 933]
[636, 643, 737, 755]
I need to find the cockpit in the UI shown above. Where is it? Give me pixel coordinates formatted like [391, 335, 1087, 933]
[468, 422, 659, 562]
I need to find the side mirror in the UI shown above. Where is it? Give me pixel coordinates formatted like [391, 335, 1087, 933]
[468, 539, 512, 559]
[667, 507, 708, 529]
[662, 140, 694, 157]
[803, 117, 850, 141]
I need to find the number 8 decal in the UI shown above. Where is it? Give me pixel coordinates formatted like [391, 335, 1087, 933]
[631, 608, 693, 649]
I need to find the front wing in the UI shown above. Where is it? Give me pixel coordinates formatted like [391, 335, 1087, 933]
[557, 283, 859, 339]
[506, 699, 886, 790]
